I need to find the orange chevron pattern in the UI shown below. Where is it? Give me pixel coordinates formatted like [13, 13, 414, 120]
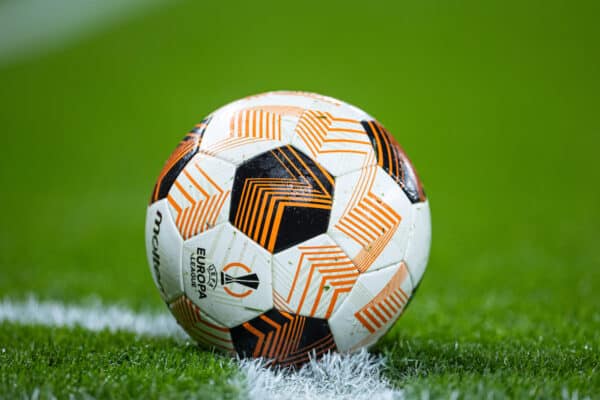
[167, 161, 230, 240]
[203, 108, 283, 155]
[354, 263, 410, 334]
[233, 146, 334, 252]
[295, 110, 372, 159]
[272, 290, 294, 313]
[151, 121, 207, 203]
[274, 245, 358, 318]
[169, 296, 234, 352]
[240, 311, 336, 367]
[335, 164, 402, 272]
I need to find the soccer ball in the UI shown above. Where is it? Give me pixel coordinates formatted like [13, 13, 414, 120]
[145, 91, 431, 366]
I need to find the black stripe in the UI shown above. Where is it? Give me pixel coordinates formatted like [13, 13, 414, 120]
[151, 117, 210, 203]
[362, 120, 426, 203]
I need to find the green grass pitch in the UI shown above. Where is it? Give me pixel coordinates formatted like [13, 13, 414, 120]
[0, 0, 599, 398]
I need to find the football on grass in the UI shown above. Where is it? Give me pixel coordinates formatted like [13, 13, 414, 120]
[145, 91, 431, 366]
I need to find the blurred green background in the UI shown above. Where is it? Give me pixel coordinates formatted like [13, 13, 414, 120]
[0, 0, 598, 396]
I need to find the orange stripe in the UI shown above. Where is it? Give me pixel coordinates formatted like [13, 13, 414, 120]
[279, 315, 296, 360]
[259, 315, 281, 359]
[323, 137, 371, 145]
[183, 200, 200, 238]
[296, 126, 320, 156]
[259, 315, 280, 329]
[240, 180, 264, 233]
[327, 128, 367, 135]
[263, 331, 274, 358]
[186, 200, 205, 238]
[293, 331, 334, 353]
[243, 181, 298, 234]
[284, 334, 335, 363]
[194, 195, 215, 237]
[363, 308, 381, 329]
[331, 116, 359, 123]
[273, 321, 290, 360]
[310, 280, 328, 316]
[185, 200, 203, 238]
[388, 293, 402, 309]
[266, 201, 332, 252]
[293, 316, 305, 351]
[301, 115, 327, 140]
[183, 168, 209, 197]
[390, 291, 406, 307]
[351, 208, 388, 237]
[399, 287, 409, 301]
[302, 114, 328, 140]
[380, 301, 394, 319]
[296, 261, 319, 312]
[348, 209, 382, 238]
[379, 123, 394, 172]
[174, 180, 195, 204]
[328, 279, 358, 286]
[255, 110, 261, 139]
[336, 221, 370, 247]
[194, 163, 223, 193]
[324, 286, 352, 318]
[178, 207, 191, 237]
[369, 121, 385, 166]
[202, 193, 221, 230]
[297, 245, 341, 250]
[341, 166, 372, 216]
[366, 193, 401, 219]
[236, 111, 242, 137]
[383, 297, 399, 314]
[247, 182, 316, 239]
[343, 217, 377, 242]
[242, 322, 265, 358]
[244, 110, 250, 138]
[223, 286, 252, 298]
[197, 316, 229, 333]
[286, 146, 334, 190]
[270, 147, 299, 178]
[355, 313, 375, 333]
[274, 147, 306, 179]
[371, 305, 387, 323]
[209, 191, 229, 226]
[259, 193, 333, 247]
[167, 194, 182, 214]
[309, 262, 356, 270]
[206, 137, 257, 154]
[319, 149, 370, 155]
[235, 179, 286, 227]
[362, 199, 396, 228]
[306, 257, 352, 265]
[190, 326, 232, 344]
[276, 114, 282, 140]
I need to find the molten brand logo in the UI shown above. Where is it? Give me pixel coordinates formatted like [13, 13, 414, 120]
[220, 263, 259, 298]
[151, 210, 166, 296]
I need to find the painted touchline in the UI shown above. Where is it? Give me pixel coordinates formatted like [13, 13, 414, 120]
[0, 296, 404, 400]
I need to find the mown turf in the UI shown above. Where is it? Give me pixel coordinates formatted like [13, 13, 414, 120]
[381, 302, 599, 398]
[1, 0, 599, 398]
[0, 323, 240, 400]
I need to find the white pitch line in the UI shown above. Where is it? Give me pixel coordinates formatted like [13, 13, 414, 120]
[240, 351, 403, 400]
[0, 297, 404, 400]
[0, 296, 187, 339]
